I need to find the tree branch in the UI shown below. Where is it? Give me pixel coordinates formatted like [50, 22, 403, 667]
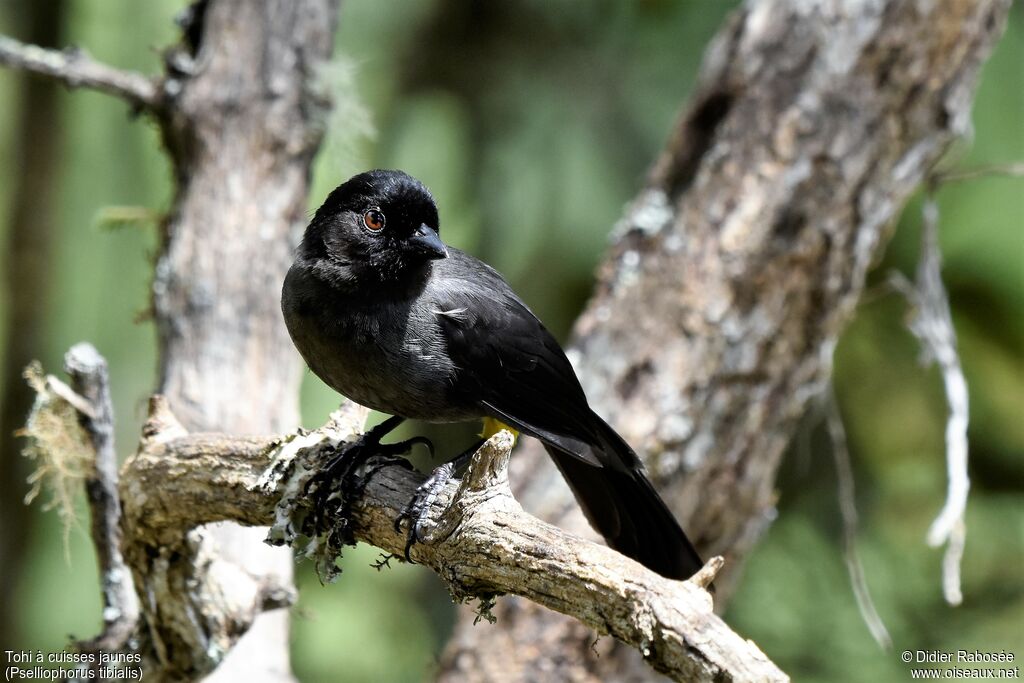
[438, 1, 1012, 678]
[6, 3, 342, 677]
[826, 387, 891, 649]
[0, 35, 159, 111]
[63, 343, 140, 654]
[148, 405, 785, 682]
[930, 162, 1024, 185]
[889, 193, 973, 606]
[24, 364, 787, 683]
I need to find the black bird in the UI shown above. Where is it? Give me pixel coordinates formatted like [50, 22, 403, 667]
[281, 169, 704, 580]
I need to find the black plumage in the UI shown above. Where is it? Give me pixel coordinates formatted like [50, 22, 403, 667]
[282, 169, 703, 580]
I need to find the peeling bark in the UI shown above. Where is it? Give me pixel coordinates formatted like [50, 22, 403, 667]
[23, 369, 788, 682]
[120, 398, 785, 683]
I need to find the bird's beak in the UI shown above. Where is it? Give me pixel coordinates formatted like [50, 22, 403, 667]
[409, 224, 448, 260]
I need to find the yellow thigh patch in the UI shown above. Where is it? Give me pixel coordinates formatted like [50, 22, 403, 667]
[481, 417, 519, 442]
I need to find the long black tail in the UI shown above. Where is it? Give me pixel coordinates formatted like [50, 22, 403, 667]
[545, 442, 705, 581]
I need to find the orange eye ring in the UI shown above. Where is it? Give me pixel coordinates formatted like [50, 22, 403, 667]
[363, 208, 386, 232]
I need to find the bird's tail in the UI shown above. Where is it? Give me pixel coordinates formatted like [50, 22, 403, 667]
[544, 430, 704, 581]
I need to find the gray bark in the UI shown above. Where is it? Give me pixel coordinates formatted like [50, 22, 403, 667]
[35, 389, 782, 683]
[144, 2, 339, 680]
[65, 344, 140, 655]
[4, 0, 1011, 680]
[438, 0, 1011, 680]
[23, 367, 787, 680]
[1, 1, 340, 679]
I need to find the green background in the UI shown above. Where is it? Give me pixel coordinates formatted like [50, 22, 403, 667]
[0, 2, 1020, 681]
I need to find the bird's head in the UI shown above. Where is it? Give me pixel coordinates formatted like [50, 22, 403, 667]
[299, 169, 447, 287]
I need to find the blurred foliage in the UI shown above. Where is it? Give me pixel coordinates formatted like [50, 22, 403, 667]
[0, 1, 1020, 682]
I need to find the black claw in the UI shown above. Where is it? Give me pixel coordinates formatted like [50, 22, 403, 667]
[403, 535, 417, 564]
[393, 510, 409, 534]
[391, 439, 486, 561]
[395, 461, 459, 563]
[313, 416, 406, 482]
[303, 416, 408, 544]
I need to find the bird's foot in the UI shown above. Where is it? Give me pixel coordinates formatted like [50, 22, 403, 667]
[304, 416, 428, 545]
[305, 421, 417, 501]
[394, 462, 457, 562]
[394, 438, 484, 562]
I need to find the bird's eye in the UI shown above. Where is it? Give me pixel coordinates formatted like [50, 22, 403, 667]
[363, 208, 386, 232]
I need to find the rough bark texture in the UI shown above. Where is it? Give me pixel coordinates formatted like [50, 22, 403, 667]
[65, 344, 140, 655]
[1, 1, 340, 679]
[107, 397, 782, 683]
[140, 2, 339, 680]
[4, 0, 1011, 680]
[438, 0, 1011, 680]
[22, 372, 787, 681]
[22, 345, 789, 683]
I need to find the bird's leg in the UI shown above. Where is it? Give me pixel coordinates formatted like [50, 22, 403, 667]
[307, 415, 401, 496]
[395, 438, 486, 563]
[305, 415, 433, 545]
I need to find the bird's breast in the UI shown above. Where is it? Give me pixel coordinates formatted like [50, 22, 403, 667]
[284, 286, 477, 423]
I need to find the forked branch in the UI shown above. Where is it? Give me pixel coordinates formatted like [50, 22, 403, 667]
[25, 361, 787, 683]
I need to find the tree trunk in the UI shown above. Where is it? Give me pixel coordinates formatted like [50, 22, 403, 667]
[3, 0, 1011, 679]
[438, 0, 1010, 680]
[140, 1, 338, 679]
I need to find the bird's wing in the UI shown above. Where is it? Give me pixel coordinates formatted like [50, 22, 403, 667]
[430, 253, 634, 471]
[430, 253, 703, 580]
